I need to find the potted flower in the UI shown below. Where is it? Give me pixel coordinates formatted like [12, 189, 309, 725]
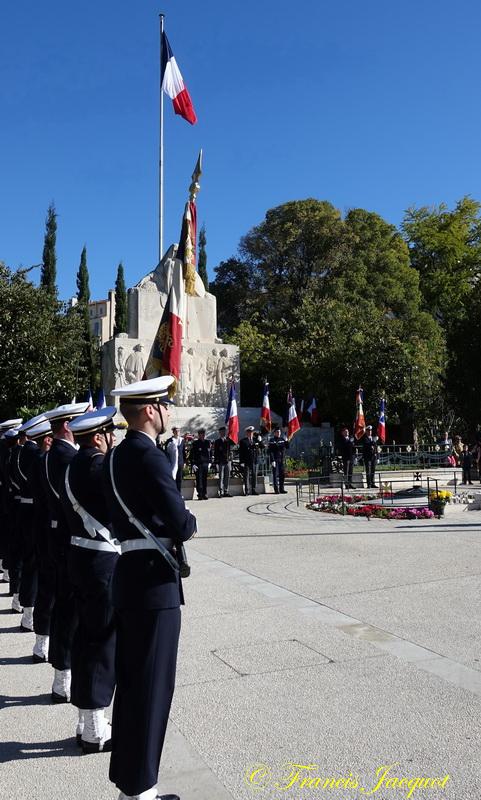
[429, 490, 452, 517]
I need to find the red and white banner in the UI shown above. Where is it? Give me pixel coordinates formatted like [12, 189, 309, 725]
[287, 390, 300, 440]
[225, 382, 239, 444]
[260, 382, 272, 432]
[144, 252, 185, 385]
[354, 387, 366, 440]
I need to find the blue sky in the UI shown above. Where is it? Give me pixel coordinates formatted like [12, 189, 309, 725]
[1, 0, 480, 301]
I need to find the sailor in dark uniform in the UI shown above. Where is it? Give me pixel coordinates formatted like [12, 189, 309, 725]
[268, 427, 289, 493]
[62, 407, 120, 753]
[239, 426, 264, 495]
[41, 401, 90, 702]
[104, 376, 196, 800]
[0, 418, 23, 586]
[190, 428, 212, 500]
[213, 426, 233, 497]
[25, 419, 55, 663]
[16, 414, 52, 631]
[362, 425, 378, 489]
[6, 427, 25, 612]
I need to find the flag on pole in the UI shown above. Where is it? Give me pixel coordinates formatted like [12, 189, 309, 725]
[287, 389, 300, 440]
[297, 399, 304, 424]
[225, 382, 239, 444]
[87, 388, 94, 410]
[377, 397, 386, 443]
[260, 382, 272, 432]
[161, 32, 197, 125]
[177, 151, 202, 296]
[307, 397, 319, 426]
[96, 389, 106, 410]
[354, 387, 366, 440]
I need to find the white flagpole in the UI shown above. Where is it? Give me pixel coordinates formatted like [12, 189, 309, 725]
[159, 12, 165, 263]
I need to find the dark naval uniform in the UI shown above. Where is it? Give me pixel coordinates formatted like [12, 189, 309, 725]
[8, 443, 24, 598]
[362, 433, 378, 488]
[41, 438, 79, 671]
[61, 447, 118, 713]
[103, 430, 196, 798]
[239, 435, 264, 495]
[0, 439, 14, 584]
[17, 440, 40, 609]
[190, 437, 211, 499]
[268, 434, 289, 493]
[213, 435, 233, 496]
[29, 451, 56, 639]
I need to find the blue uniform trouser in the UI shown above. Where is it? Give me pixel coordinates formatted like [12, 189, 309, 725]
[19, 505, 37, 608]
[109, 606, 181, 796]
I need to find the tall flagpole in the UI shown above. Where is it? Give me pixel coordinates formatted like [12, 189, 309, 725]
[159, 12, 165, 263]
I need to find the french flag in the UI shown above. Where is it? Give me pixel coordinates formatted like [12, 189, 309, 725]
[260, 382, 272, 432]
[307, 397, 319, 425]
[377, 398, 386, 443]
[354, 386, 366, 440]
[287, 390, 300, 440]
[161, 32, 197, 125]
[297, 399, 304, 424]
[144, 254, 185, 388]
[96, 389, 106, 410]
[225, 382, 239, 444]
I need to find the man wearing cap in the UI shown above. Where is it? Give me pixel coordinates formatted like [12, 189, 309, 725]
[25, 419, 55, 664]
[190, 428, 212, 500]
[239, 426, 264, 495]
[0, 419, 23, 594]
[15, 414, 51, 632]
[103, 376, 196, 800]
[213, 426, 233, 497]
[268, 427, 289, 494]
[41, 401, 90, 702]
[7, 427, 27, 613]
[62, 407, 119, 753]
[362, 426, 378, 489]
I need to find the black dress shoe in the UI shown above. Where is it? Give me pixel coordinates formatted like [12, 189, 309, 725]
[156, 795, 180, 800]
[251, 490, 259, 495]
[32, 653, 47, 664]
[223, 493, 232, 497]
[51, 691, 70, 704]
[280, 489, 288, 493]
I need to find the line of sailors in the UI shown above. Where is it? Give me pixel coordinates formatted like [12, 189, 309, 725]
[0, 375, 197, 800]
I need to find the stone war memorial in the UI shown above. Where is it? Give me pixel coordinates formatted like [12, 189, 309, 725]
[101, 244, 278, 437]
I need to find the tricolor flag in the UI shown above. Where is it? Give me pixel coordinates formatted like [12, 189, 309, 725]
[307, 397, 319, 426]
[287, 390, 300, 440]
[144, 254, 185, 389]
[87, 388, 94, 410]
[161, 32, 197, 125]
[260, 382, 272, 432]
[225, 382, 239, 444]
[354, 387, 366, 440]
[96, 389, 106, 410]
[297, 399, 304, 424]
[377, 397, 386, 443]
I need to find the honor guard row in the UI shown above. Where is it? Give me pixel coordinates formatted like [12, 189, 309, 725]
[0, 376, 196, 800]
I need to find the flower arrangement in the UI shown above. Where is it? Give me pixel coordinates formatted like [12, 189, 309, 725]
[428, 489, 452, 517]
[307, 497, 434, 520]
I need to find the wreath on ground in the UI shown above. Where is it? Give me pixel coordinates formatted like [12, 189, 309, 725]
[307, 495, 434, 520]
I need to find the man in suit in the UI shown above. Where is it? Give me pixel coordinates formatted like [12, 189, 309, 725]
[104, 376, 196, 800]
[165, 426, 186, 492]
[338, 426, 355, 489]
[268, 427, 289, 494]
[190, 428, 211, 500]
[362, 425, 378, 489]
[213, 426, 233, 497]
[239, 426, 264, 495]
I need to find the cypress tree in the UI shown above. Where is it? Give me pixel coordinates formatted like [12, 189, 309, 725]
[75, 246, 96, 389]
[41, 203, 57, 294]
[198, 224, 209, 292]
[76, 245, 90, 303]
[114, 261, 128, 335]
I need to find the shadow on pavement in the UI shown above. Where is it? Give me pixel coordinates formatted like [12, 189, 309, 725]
[0, 655, 39, 666]
[0, 737, 79, 762]
[0, 693, 53, 710]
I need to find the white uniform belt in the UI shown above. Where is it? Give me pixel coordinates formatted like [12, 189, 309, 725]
[51, 520, 58, 528]
[20, 497, 34, 504]
[120, 538, 174, 555]
[71, 536, 118, 553]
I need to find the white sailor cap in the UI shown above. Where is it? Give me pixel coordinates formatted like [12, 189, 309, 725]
[245, 426, 255, 432]
[68, 407, 118, 436]
[27, 420, 53, 440]
[4, 428, 21, 439]
[0, 418, 23, 431]
[18, 413, 47, 434]
[44, 402, 90, 422]
[111, 376, 176, 404]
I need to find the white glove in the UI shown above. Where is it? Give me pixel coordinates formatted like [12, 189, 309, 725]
[192, 465, 198, 473]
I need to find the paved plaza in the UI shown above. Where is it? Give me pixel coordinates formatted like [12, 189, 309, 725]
[1, 489, 481, 799]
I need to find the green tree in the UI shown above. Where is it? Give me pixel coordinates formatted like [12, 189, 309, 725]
[114, 262, 128, 335]
[198, 225, 209, 292]
[75, 246, 97, 391]
[41, 203, 57, 294]
[0, 262, 85, 417]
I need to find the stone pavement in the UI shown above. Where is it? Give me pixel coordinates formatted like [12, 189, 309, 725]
[1, 490, 481, 799]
